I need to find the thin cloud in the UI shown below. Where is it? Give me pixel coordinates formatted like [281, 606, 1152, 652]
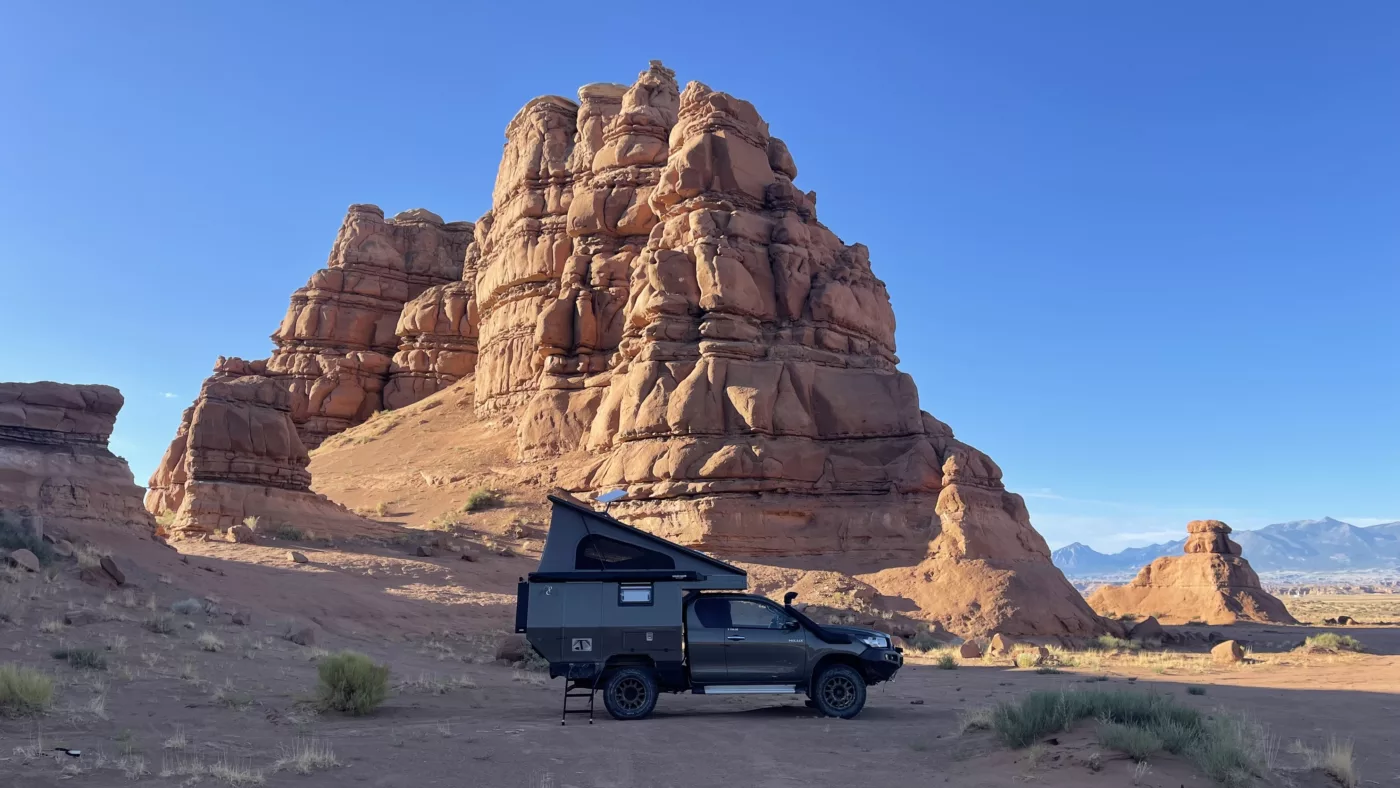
[161, 392, 176, 398]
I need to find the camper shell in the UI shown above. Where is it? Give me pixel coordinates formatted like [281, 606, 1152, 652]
[515, 495, 903, 721]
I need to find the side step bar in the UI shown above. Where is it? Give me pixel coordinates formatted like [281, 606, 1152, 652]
[696, 684, 800, 695]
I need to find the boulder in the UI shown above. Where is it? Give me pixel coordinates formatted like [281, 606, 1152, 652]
[99, 556, 125, 586]
[415, 545, 435, 557]
[495, 633, 529, 663]
[1088, 520, 1297, 626]
[7, 548, 40, 573]
[988, 633, 1014, 656]
[959, 641, 983, 659]
[1337, 615, 1353, 625]
[231, 610, 252, 626]
[288, 551, 308, 564]
[52, 540, 74, 558]
[1128, 616, 1165, 642]
[0, 383, 156, 537]
[226, 524, 256, 544]
[1211, 640, 1245, 664]
[287, 625, 317, 646]
[64, 609, 102, 626]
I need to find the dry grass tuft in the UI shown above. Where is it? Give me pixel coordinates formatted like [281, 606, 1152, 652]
[38, 617, 64, 633]
[1294, 736, 1357, 787]
[273, 737, 340, 774]
[162, 725, 188, 750]
[1300, 633, 1364, 654]
[197, 631, 225, 652]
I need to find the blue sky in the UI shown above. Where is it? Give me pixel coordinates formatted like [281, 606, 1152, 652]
[2, 3, 1396, 551]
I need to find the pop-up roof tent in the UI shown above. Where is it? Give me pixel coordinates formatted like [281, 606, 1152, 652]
[530, 494, 746, 590]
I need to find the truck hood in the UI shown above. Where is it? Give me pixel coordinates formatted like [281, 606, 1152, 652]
[821, 625, 892, 644]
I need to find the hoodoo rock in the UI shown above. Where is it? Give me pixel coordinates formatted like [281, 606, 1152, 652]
[154, 62, 1110, 637]
[0, 382, 155, 536]
[145, 365, 384, 539]
[1087, 520, 1298, 625]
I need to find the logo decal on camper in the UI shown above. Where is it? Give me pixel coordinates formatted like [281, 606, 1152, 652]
[571, 638, 593, 652]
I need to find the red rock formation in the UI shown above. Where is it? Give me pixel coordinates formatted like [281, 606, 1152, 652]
[0, 382, 154, 535]
[1087, 520, 1298, 625]
[383, 277, 479, 410]
[265, 205, 473, 446]
[145, 361, 383, 539]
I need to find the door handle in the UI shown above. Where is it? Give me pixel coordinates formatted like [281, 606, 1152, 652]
[726, 635, 746, 641]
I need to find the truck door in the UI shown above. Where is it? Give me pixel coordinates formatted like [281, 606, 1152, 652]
[721, 599, 806, 683]
[685, 597, 730, 684]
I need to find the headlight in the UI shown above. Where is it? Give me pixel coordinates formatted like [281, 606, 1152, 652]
[859, 635, 890, 649]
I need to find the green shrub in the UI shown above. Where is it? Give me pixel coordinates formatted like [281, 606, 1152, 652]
[462, 489, 500, 512]
[272, 525, 306, 541]
[51, 647, 107, 670]
[316, 651, 389, 715]
[1097, 721, 1162, 762]
[989, 689, 1270, 785]
[1187, 685, 1207, 696]
[1089, 635, 1142, 652]
[1302, 633, 1364, 653]
[0, 662, 54, 716]
[936, 653, 958, 670]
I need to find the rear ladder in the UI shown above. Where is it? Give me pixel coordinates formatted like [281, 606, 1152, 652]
[560, 663, 599, 725]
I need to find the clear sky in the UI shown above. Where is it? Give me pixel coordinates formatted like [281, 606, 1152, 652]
[2, 3, 1396, 552]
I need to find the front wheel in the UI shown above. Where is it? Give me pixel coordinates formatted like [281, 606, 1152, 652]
[811, 664, 866, 719]
[602, 666, 658, 721]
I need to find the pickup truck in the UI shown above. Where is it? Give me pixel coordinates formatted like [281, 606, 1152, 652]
[518, 494, 904, 721]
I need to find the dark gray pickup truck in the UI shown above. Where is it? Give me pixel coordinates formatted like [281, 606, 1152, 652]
[515, 495, 904, 721]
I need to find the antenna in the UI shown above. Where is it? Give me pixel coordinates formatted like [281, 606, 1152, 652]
[595, 489, 626, 514]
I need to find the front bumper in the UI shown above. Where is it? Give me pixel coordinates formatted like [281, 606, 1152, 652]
[859, 646, 904, 684]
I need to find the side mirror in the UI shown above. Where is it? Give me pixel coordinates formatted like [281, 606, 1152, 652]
[783, 591, 798, 607]
[783, 619, 800, 631]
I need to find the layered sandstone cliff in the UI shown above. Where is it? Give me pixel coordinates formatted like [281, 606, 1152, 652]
[1087, 520, 1298, 625]
[145, 360, 382, 539]
[0, 382, 154, 535]
[266, 205, 473, 447]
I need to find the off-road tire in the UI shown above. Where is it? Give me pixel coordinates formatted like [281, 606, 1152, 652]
[811, 664, 866, 719]
[602, 666, 658, 721]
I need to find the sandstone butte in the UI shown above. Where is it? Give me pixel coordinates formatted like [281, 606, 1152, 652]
[146, 61, 1109, 637]
[1087, 520, 1299, 626]
[0, 382, 155, 538]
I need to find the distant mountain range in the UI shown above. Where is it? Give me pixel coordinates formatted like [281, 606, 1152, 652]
[1052, 518, 1400, 577]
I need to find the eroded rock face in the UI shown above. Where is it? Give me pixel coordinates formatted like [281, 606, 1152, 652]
[457, 64, 1104, 636]
[0, 382, 155, 535]
[383, 278, 479, 410]
[145, 362, 380, 539]
[1087, 520, 1298, 625]
[265, 205, 474, 447]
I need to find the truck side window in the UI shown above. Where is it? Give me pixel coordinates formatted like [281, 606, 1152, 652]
[575, 535, 676, 571]
[728, 600, 793, 630]
[692, 598, 731, 629]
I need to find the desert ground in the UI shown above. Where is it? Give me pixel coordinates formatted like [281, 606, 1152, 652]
[4, 522, 1398, 788]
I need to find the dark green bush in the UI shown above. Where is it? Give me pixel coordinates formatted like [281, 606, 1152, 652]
[316, 651, 389, 715]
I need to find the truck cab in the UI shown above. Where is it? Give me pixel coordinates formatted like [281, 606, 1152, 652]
[516, 495, 903, 721]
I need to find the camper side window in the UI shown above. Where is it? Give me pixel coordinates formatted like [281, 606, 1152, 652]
[575, 535, 676, 571]
[618, 583, 653, 606]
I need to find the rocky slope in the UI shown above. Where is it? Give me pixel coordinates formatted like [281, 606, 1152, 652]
[0, 381, 155, 537]
[154, 61, 1107, 637]
[1086, 520, 1298, 625]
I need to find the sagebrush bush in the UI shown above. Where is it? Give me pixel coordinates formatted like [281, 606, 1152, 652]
[463, 488, 500, 512]
[144, 614, 175, 635]
[989, 689, 1271, 786]
[316, 651, 389, 715]
[170, 598, 204, 615]
[1302, 633, 1364, 653]
[936, 653, 958, 670]
[0, 662, 54, 716]
[51, 647, 107, 670]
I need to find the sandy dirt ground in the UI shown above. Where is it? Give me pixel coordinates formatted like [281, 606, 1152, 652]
[4, 524, 1399, 788]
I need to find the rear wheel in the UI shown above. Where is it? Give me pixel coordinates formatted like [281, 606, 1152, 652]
[602, 666, 658, 721]
[811, 664, 866, 719]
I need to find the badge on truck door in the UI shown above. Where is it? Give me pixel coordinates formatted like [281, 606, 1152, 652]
[571, 638, 593, 652]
